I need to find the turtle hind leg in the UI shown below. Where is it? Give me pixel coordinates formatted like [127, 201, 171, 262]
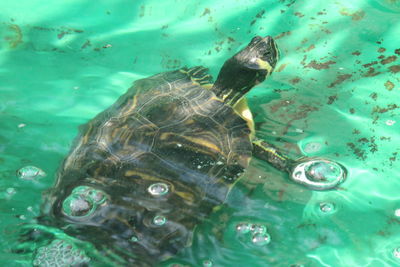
[180, 66, 213, 86]
[252, 138, 347, 191]
[252, 138, 295, 173]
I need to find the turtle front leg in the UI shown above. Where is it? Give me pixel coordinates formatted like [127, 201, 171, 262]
[252, 138, 347, 190]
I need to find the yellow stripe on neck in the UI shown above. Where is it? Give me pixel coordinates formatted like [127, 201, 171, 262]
[256, 58, 273, 73]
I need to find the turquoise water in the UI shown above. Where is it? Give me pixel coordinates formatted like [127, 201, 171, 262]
[1, 0, 400, 266]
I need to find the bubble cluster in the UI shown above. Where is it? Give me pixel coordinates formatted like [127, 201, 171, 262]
[33, 239, 90, 267]
[62, 186, 107, 218]
[236, 222, 271, 246]
[16, 166, 46, 180]
[291, 158, 346, 190]
[148, 182, 169, 196]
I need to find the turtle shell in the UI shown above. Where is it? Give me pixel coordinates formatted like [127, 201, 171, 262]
[45, 67, 253, 264]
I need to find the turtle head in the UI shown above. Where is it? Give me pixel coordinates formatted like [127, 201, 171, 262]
[212, 35, 279, 105]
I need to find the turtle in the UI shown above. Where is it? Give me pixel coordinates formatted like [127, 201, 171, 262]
[30, 35, 345, 266]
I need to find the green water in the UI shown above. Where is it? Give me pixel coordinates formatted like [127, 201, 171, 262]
[1, 0, 400, 266]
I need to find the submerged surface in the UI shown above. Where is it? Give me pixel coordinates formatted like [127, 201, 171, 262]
[1, 0, 400, 266]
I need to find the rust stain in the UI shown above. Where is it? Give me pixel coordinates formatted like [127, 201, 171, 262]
[363, 67, 381, 77]
[328, 74, 352, 88]
[389, 65, 400, 73]
[380, 56, 397, 65]
[384, 80, 395, 91]
[274, 31, 291, 40]
[363, 61, 378, 68]
[339, 8, 365, 21]
[378, 47, 386, 53]
[276, 63, 288, 72]
[4, 23, 23, 48]
[290, 77, 301, 84]
[304, 60, 336, 70]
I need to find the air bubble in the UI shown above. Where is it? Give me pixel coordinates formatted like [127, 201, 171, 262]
[395, 209, 400, 217]
[291, 158, 346, 190]
[88, 190, 106, 204]
[386, 120, 396, 126]
[6, 187, 16, 196]
[62, 186, 107, 218]
[203, 259, 213, 267]
[319, 202, 336, 214]
[16, 166, 46, 180]
[251, 232, 271, 246]
[148, 183, 169, 196]
[250, 224, 267, 234]
[303, 142, 322, 153]
[153, 215, 167, 226]
[63, 195, 94, 217]
[393, 247, 400, 258]
[236, 223, 251, 234]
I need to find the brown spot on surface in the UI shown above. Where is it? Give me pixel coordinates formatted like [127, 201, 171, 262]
[363, 67, 381, 77]
[395, 49, 400, 55]
[274, 31, 291, 40]
[389, 65, 400, 73]
[384, 80, 395, 91]
[276, 63, 288, 72]
[305, 44, 315, 52]
[227, 36, 235, 43]
[328, 74, 352, 88]
[201, 8, 211, 17]
[81, 40, 91, 49]
[380, 56, 397, 65]
[352, 51, 361, 56]
[347, 142, 366, 160]
[350, 108, 356, 114]
[305, 60, 336, 70]
[339, 8, 365, 21]
[363, 61, 378, 68]
[378, 47, 386, 53]
[370, 92, 378, 101]
[256, 10, 265, 18]
[290, 77, 301, 84]
[327, 95, 338, 105]
[294, 12, 304, 17]
[372, 104, 399, 114]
